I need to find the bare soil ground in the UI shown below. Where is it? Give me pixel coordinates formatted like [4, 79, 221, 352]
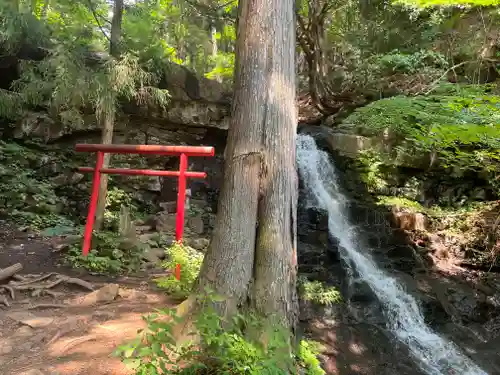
[0, 223, 173, 375]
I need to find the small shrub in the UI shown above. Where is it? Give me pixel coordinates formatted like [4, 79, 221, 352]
[298, 340, 326, 375]
[155, 243, 204, 299]
[103, 187, 151, 230]
[115, 290, 326, 375]
[355, 150, 389, 193]
[299, 277, 341, 306]
[66, 231, 144, 274]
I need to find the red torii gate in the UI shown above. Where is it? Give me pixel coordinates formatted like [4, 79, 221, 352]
[76, 144, 215, 263]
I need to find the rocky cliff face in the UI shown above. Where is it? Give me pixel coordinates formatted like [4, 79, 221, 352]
[296, 130, 500, 375]
[1, 61, 230, 213]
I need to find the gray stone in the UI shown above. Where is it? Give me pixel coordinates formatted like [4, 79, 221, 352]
[135, 225, 154, 233]
[188, 215, 204, 234]
[6, 311, 54, 328]
[159, 201, 177, 213]
[153, 212, 177, 233]
[143, 248, 166, 263]
[80, 284, 120, 306]
[327, 132, 376, 158]
[138, 232, 159, 244]
[189, 238, 210, 251]
[0, 342, 13, 355]
[52, 172, 85, 186]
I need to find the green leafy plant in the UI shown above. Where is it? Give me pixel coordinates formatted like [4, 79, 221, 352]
[355, 150, 390, 193]
[115, 290, 325, 375]
[155, 243, 204, 299]
[0, 141, 76, 229]
[66, 231, 144, 274]
[299, 277, 342, 306]
[298, 340, 326, 375]
[341, 86, 500, 193]
[374, 49, 448, 75]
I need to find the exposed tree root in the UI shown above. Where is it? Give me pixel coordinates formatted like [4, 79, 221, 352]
[0, 263, 94, 308]
[0, 263, 23, 282]
[171, 295, 201, 345]
[27, 303, 68, 310]
[2, 285, 15, 299]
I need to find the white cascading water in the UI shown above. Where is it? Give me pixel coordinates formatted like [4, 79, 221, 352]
[296, 134, 487, 375]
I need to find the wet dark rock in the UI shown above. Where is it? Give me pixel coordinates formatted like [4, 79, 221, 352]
[305, 207, 329, 231]
[348, 279, 376, 303]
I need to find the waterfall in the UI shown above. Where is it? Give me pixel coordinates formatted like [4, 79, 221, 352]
[296, 134, 487, 375]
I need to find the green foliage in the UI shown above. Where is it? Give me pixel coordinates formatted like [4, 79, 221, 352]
[342, 85, 500, 138]
[0, 2, 48, 54]
[0, 0, 236, 124]
[155, 243, 204, 300]
[298, 277, 342, 306]
[376, 196, 426, 212]
[355, 150, 390, 193]
[103, 187, 145, 230]
[115, 290, 325, 375]
[0, 141, 74, 229]
[372, 49, 448, 75]
[12, 49, 170, 126]
[298, 340, 326, 375]
[396, 0, 500, 7]
[342, 86, 500, 191]
[66, 231, 144, 274]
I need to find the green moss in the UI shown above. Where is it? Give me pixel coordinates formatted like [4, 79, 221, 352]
[376, 196, 425, 212]
[340, 86, 500, 194]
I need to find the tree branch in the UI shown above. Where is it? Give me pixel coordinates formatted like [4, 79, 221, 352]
[296, 13, 313, 57]
[424, 59, 499, 95]
[86, 0, 111, 43]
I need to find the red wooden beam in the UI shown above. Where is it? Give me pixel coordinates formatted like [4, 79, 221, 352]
[76, 143, 214, 259]
[83, 151, 104, 256]
[78, 167, 206, 178]
[75, 143, 214, 157]
[176, 153, 188, 242]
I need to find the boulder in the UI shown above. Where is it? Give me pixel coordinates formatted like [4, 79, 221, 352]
[143, 248, 166, 263]
[326, 132, 377, 158]
[390, 209, 428, 231]
[188, 238, 210, 251]
[80, 284, 120, 306]
[159, 201, 177, 213]
[152, 212, 177, 233]
[188, 215, 205, 235]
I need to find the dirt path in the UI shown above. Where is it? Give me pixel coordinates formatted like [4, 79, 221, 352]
[0, 223, 173, 375]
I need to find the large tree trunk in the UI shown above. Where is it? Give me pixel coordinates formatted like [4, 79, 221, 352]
[252, 0, 298, 327]
[109, 0, 124, 57]
[94, 0, 123, 230]
[94, 110, 114, 230]
[186, 0, 298, 328]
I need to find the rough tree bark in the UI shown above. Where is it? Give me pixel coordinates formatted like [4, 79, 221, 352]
[94, 0, 123, 230]
[180, 0, 298, 330]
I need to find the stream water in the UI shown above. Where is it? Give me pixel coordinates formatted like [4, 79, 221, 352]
[296, 134, 487, 375]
